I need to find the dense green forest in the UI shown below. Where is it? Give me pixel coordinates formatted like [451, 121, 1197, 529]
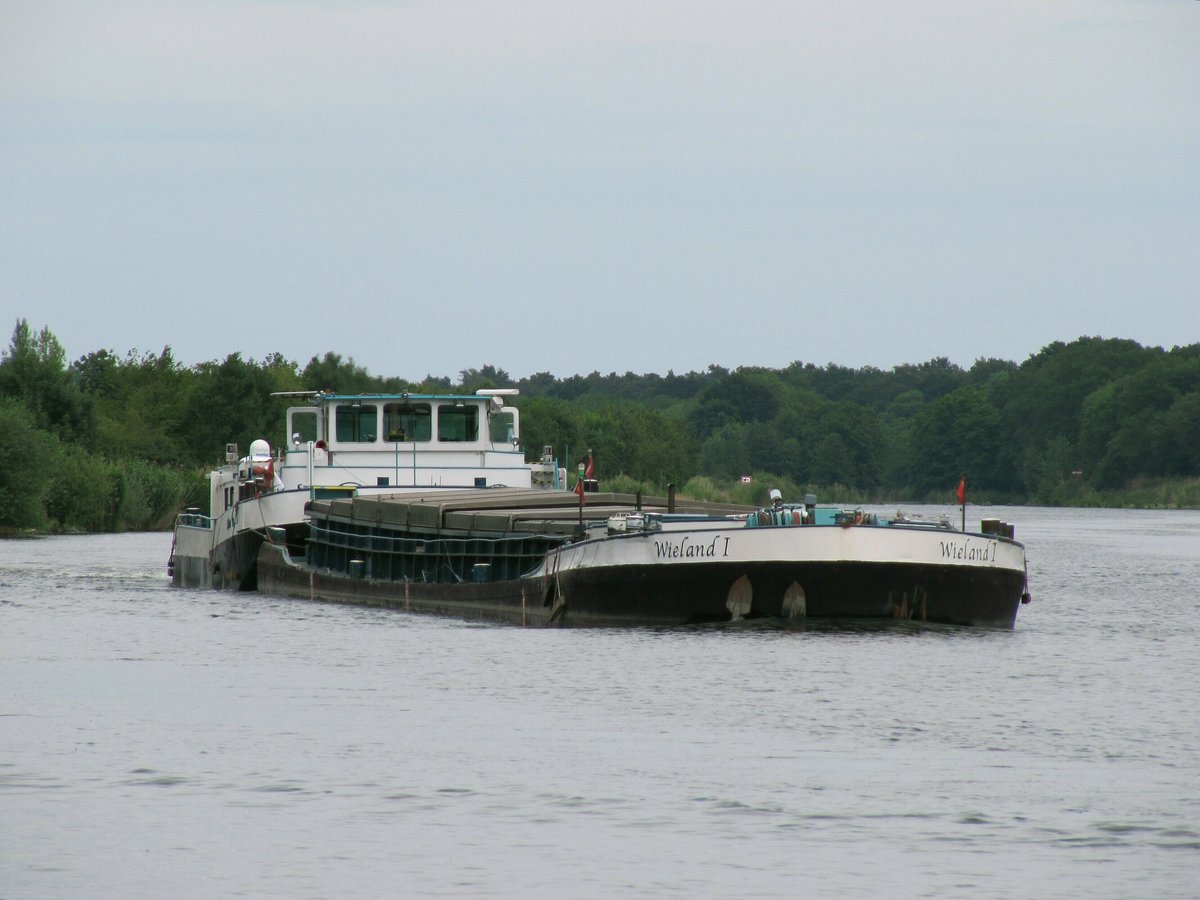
[2, 318, 1198, 532]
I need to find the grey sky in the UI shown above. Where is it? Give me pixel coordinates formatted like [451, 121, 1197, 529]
[2, 1, 1197, 381]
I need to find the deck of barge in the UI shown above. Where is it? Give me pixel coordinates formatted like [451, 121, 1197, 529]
[306, 487, 751, 539]
[297, 488, 753, 585]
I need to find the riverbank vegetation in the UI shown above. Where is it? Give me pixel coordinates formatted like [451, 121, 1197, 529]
[2, 319, 1198, 532]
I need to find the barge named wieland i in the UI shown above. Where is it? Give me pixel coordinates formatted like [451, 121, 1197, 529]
[170, 386, 1031, 628]
[256, 487, 1032, 629]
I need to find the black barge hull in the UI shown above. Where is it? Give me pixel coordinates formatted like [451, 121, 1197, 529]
[551, 559, 1026, 628]
[258, 542, 558, 625]
[257, 542, 1026, 629]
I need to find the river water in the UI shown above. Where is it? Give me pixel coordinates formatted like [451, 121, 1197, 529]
[2, 506, 1199, 898]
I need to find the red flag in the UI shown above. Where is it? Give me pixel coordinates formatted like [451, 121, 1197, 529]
[585, 453, 594, 480]
[956, 475, 966, 505]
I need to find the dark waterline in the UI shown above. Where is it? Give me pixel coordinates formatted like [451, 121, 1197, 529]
[2, 506, 1199, 898]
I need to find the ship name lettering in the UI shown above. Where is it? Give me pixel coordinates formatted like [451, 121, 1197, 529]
[654, 535, 730, 560]
[939, 539, 997, 563]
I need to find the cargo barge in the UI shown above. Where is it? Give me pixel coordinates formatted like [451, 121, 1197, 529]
[256, 488, 1031, 629]
[171, 385, 1031, 628]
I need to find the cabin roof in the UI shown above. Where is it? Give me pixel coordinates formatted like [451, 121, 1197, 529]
[274, 390, 513, 404]
[320, 392, 488, 402]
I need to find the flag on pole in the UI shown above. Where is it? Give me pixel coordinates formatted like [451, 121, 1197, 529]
[956, 474, 966, 505]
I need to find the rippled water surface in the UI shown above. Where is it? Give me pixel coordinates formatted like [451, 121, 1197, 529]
[3, 507, 1199, 898]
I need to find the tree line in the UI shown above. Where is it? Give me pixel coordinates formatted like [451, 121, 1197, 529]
[2, 319, 1198, 532]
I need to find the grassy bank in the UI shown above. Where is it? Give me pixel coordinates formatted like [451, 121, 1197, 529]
[1037, 476, 1200, 509]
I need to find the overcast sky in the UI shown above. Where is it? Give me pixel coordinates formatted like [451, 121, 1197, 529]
[2, 1, 1197, 381]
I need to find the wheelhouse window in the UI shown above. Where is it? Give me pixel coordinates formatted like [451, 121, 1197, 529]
[383, 402, 431, 442]
[437, 403, 479, 442]
[335, 404, 378, 442]
[489, 410, 516, 444]
[289, 410, 318, 445]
